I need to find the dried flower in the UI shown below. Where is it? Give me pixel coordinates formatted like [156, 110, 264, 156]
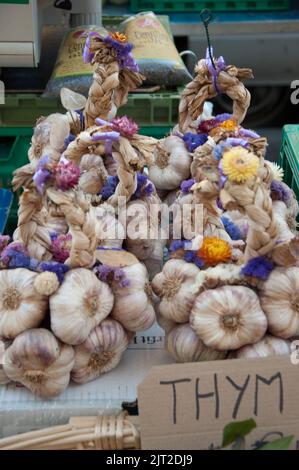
[181, 178, 195, 194]
[184, 250, 204, 268]
[131, 173, 154, 200]
[270, 180, 291, 205]
[198, 118, 218, 134]
[182, 133, 208, 152]
[50, 233, 72, 263]
[94, 264, 130, 288]
[111, 116, 139, 138]
[241, 256, 274, 280]
[239, 128, 260, 139]
[33, 155, 51, 194]
[38, 261, 69, 284]
[0, 242, 31, 269]
[219, 119, 238, 132]
[110, 32, 127, 43]
[53, 161, 80, 191]
[221, 216, 242, 241]
[268, 161, 284, 182]
[100, 175, 119, 200]
[198, 237, 232, 266]
[0, 235, 10, 254]
[222, 146, 260, 183]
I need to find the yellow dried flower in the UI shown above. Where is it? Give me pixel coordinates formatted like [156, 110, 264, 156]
[110, 32, 127, 43]
[222, 146, 260, 183]
[198, 237, 232, 267]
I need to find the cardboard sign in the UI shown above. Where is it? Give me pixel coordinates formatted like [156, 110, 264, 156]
[138, 356, 299, 450]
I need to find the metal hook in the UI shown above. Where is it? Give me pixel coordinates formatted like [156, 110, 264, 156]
[200, 9, 216, 70]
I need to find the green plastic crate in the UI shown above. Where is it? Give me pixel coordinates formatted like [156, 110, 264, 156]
[0, 91, 180, 128]
[130, 0, 290, 12]
[279, 125, 299, 204]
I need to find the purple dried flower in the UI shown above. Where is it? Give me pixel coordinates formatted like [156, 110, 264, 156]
[33, 155, 51, 194]
[94, 264, 130, 288]
[53, 161, 80, 191]
[0, 242, 30, 269]
[194, 256, 205, 268]
[38, 261, 69, 284]
[221, 216, 242, 241]
[50, 233, 72, 263]
[184, 251, 195, 262]
[101, 175, 119, 200]
[239, 128, 260, 139]
[214, 113, 232, 123]
[169, 240, 185, 253]
[218, 160, 228, 189]
[198, 119, 218, 134]
[181, 179, 195, 194]
[183, 133, 208, 152]
[241, 256, 274, 280]
[131, 173, 154, 200]
[64, 133, 76, 150]
[270, 180, 291, 205]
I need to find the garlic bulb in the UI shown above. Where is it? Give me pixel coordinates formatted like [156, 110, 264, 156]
[260, 267, 299, 338]
[152, 259, 200, 323]
[3, 329, 74, 398]
[230, 335, 291, 359]
[167, 324, 227, 363]
[190, 286, 267, 350]
[71, 319, 129, 384]
[149, 136, 191, 190]
[0, 338, 11, 385]
[79, 154, 108, 195]
[155, 309, 179, 335]
[50, 268, 114, 345]
[112, 262, 156, 332]
[91, 204, 125, 249]
[0, 268, 48, 339]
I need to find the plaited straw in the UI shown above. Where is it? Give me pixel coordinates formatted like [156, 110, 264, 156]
[221, 177, 279, 261]
[46, 188, 96, 268]
[84, 37, 143, 128]
[0, 412, 140, 450]
[179, 58, 253, 133]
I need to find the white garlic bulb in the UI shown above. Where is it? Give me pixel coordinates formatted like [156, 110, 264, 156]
[71, 319, 129, 384]
[167, 324, 227, 363]
[3, 329, 74, 398]
[152, 259, 200, 323]
[79, 154, 108, 195]
[0, 338, 11, 385]
[260, 267, 299, 338]
[91, 204, 125, 249]
[190, 286, 267, 350]
[230, 335, 291, 359]
[50, 268, 114, 345]
[0, 268, 48, 339]
[112, 262, 156, 332]
[148, 136, 191, 190]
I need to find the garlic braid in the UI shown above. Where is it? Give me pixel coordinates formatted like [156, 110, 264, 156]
[46, 188, 96, 268]
[179, 59, 253, 133]
[14, 187, 52, 261]
[221, 178, 278, 261]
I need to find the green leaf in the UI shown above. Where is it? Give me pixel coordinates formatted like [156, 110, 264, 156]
[258, 436, 293, 451]
[222, 419, 257, 448]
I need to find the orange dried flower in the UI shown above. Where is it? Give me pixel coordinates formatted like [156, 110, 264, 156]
[110, 32, 127, 43]
[198, 237, 232, 266]
[220, 119, 238, 132]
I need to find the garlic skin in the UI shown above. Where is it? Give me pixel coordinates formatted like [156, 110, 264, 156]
[111, 262, 156, 332]
[152, 259, 200, 323]
[167, 324, 227, 363]
[3, 329, 74, 398]
[149, 136, 191, 190]
[71, 319, 129, 384]
[190, 286, 267, 350]
[0, 339, 11, 385]
[50, 268, 114, 345]
[260, 267, 299, 339]
[230, 335, 291, 359]
[91, 204, 125, 249]
[0, 269, 48, 339]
